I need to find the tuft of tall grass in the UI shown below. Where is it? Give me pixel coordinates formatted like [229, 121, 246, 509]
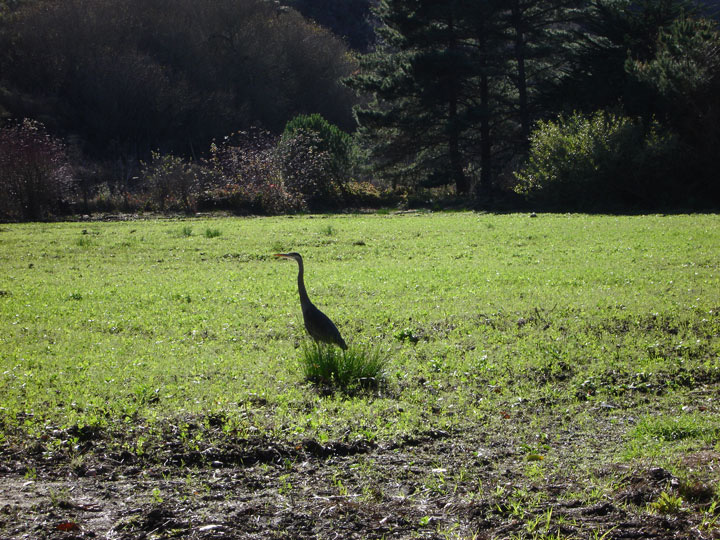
[301, 343, 386, 391]
[205, 228, 222, 238]
[76, 236, 93, 247]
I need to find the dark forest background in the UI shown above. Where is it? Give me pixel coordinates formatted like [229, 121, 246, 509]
[1, 0, 719, 220]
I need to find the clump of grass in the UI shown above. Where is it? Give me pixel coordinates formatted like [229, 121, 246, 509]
[301, 343, 387, 392]
[181, 226, 193, 237]
[76, 236, 93, 247]
[321, 224, 336, 236]
[205, 228, 221, 238]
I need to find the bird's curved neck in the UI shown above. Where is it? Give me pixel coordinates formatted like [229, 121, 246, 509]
[296, 258, 311, 307]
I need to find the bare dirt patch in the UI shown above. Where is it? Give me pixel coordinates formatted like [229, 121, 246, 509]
[1, 423, 716, 539]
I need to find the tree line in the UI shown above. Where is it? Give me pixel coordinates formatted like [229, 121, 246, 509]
[1, 0, 719, 220]
[0, 0, 357, 162]
[349, 0, 720, 209]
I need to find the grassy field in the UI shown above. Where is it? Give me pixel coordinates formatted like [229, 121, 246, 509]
[1, 212, 719, 538]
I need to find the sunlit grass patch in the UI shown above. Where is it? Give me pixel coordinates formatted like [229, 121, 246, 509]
[300, 343, 387, 392]
[0, 212, 718, 457]
[625, 414, 720, 459]
[634, 415, 720, 442]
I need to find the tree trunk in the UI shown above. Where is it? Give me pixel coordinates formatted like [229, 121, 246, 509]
[479, 71, 492, 195]
[447, 12, 469, 195]
[512, 1, 530, 149]
[449, 96, 469, 194]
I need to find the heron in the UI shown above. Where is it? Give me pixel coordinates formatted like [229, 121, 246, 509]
[274, 252, 348, 350]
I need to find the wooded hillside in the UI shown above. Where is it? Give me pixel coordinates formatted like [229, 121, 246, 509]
[1, 0, 719, 220]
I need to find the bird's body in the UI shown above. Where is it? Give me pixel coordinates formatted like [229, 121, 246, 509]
[275, 252, 348, 350]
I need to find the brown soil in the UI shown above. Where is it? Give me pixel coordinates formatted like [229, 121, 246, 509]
[1, 424, 717, 539]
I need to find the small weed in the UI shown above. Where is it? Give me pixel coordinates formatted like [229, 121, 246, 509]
[300, 343, 387, 392]
[151, 487, 164, 504]
[278, 474, 293, 495]
[649, 491, 684, 514]
[181, 226, 193, 237]
[70, 453, 85, 472]
[205, 228, 221, 238]
[523, 460, 546, 482]
[394, 327, 420, 343]
[76, 236, 93, 247]
[700, 501, 720, 532]
[49, 487, 71, 508]
[421, 469, 448, 495]
[24, 467, 37, 480]
[321, 224, 336, 236]
[591, 528, 617, 540]
[332, 471, 349, 496]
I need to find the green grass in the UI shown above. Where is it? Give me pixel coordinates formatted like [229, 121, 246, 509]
[0, 212, 718, 465]
[300, 343, 387, 391]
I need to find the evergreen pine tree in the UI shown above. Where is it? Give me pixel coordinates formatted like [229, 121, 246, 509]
[554, 0, 696, 114]
[348, 0, 507, 194]
[348, 0, 581, 195]
[502, 1, 583, 148]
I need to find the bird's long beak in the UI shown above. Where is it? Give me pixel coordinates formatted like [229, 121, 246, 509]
[274, 253, 290, 259]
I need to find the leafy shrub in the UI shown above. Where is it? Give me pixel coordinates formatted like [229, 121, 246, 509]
[140, 151, 200, 212]
[277, 114, 354, 209]
[84, 183, 151, 214]
[0, 119, 73, 220]
[514, 111, 678, 210]
[276, 130, 341, 210]
[282, 114, 353, 176]
[344, 181, 383, 207]
[200, 130, 304, 215]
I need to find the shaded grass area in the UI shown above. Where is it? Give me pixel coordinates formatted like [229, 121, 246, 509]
[0, 212, 719, 537]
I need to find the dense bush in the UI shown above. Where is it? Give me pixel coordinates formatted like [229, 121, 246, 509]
[282, 114, 354, 178]
[278, 114, 354, 209]
[276, 130, 343, 210]
[140, 152, 200, 212]
[201, 131, 304, 215]
[343, 181, 383, 207]
[514, 111, 678, 210]
[0, 119, 73, 220]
